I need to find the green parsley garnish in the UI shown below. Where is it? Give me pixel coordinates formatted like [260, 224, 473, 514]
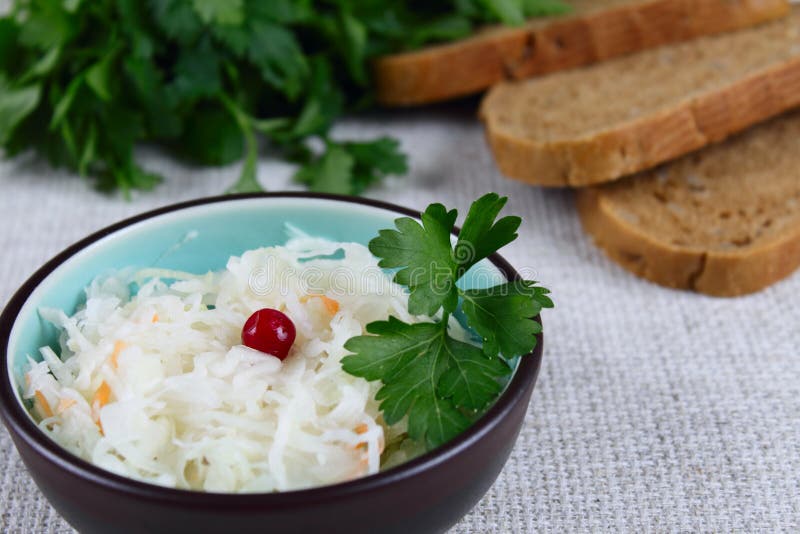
[0, 0, 569, 195]
[342, 193, 553, 450]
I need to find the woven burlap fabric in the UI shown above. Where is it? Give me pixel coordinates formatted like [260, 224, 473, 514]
[1, 112, 799, 533]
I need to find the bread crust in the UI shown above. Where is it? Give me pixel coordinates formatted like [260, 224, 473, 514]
[576, 188, 800, 296]
[482, 54, 800, 187]
[373, 0, 789, 106]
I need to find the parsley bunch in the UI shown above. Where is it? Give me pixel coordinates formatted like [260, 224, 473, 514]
[342, 193, 553, 450]
[0, 0, 568, 195]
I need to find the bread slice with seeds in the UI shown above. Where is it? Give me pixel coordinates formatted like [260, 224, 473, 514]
[576, 112, 800, 296]
[374, 0, 788, 106]
[481, 5, 800, 187]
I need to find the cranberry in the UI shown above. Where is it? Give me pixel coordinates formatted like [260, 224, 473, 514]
[241, 308, 296, 360]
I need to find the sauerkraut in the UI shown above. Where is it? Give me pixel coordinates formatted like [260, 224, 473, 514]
[22, 235, 445, 492]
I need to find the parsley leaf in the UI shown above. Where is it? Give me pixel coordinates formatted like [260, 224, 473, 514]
[369, 203, 459, 316]
[0, 78, 40, 144]
[343, 137, 408, 194]
[150, 0, 203, 45]
[17, 3, 75, 50]
[455, 192, 521, 275]
[85, 49, 117, 102]
[342, 318, 472, 448]
[343, 194, 552, 451]
[344, 319, 443, 391]
[165, 39, 222, 103]
[247, 21, 309, 100]
[437, 334, 510, 410]
[461, 281, 551, 358]
[294, 137, 408, 195]
[294, 145, 354, 195]
[191, 0, 244, 26]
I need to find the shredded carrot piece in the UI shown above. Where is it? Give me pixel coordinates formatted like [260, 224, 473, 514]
[109, 340, 126, 369]
[57, 398, 77, 414]
[301, 294, 340, 314]
[353, 423, 370, 448]
[34, 390, 54, 418]
[25, 373, 31, 386]
[151, 313, 159, 323]
[93, 382, 110, 436]
[93, 381, 111, 408]
[319, 295, 339, 315]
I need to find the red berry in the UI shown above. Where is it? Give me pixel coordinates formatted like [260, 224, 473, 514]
[241, 308, 296, 360]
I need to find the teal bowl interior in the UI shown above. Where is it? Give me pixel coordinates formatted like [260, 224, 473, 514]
[6, 195, 508, 416]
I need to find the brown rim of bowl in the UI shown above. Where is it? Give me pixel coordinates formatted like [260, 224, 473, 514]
[0, 192, 543, 508]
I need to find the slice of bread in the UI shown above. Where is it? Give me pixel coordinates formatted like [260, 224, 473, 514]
[481, 6, 800, 188]
[576, 111, 800, 297]
[374, 0, 789, 106]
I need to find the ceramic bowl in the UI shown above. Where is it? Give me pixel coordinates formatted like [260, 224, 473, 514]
[0, 193, 543, 534]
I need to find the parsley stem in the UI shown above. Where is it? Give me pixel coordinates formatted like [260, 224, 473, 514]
[220, 95, 262, 193]
[251, 117, 292, 134]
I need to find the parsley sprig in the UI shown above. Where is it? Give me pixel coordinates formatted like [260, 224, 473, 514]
[0, 0, 569, 195]
[342, 193, 553, 450]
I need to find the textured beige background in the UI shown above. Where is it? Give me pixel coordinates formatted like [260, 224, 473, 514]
[1, 108, 799, 533]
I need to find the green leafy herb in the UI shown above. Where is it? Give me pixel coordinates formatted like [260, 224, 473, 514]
[342, 193, 553, 449]
[0, 0, 568, 195]
[0, 78, 40, 145]
[369, 202, 459, 316]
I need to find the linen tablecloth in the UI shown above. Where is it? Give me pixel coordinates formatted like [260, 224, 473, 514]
[2, 108, 799, 532]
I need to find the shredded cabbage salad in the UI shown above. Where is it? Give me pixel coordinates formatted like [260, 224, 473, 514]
[22, 234, 465, 492]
